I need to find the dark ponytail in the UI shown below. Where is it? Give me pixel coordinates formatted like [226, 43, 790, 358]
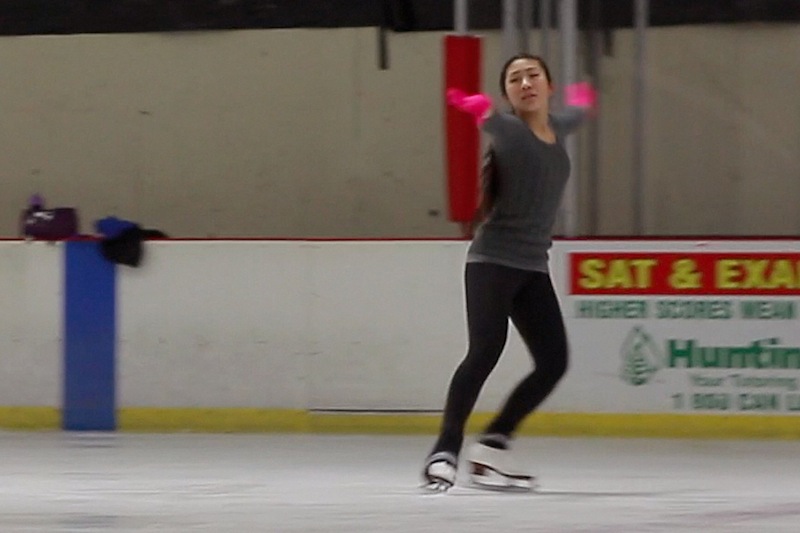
[476, 146, 498, 223]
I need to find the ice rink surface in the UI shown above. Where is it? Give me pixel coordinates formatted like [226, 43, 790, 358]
[1, 432, 799, 532]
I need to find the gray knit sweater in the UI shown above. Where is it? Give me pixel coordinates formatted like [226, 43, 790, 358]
[467, 109, 584, 272]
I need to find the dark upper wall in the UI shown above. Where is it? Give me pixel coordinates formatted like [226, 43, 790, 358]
[1, 0, 799, 36]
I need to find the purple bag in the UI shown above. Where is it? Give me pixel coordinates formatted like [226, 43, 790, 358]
[20, 194, 79, 240]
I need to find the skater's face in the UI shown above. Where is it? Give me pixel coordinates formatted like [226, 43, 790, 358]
[502, 57, 553, 115]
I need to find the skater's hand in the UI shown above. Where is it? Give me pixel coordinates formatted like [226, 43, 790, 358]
[446, 88, 493, 126]
[564, 82, 597, 110]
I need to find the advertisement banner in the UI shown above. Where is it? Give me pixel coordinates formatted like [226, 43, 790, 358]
[555, 241, 800, 415]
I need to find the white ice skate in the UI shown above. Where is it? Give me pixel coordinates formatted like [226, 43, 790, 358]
[421, 451, 458, 493]
[466, 441, 535, 492]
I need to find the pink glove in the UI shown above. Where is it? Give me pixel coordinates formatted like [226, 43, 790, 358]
[564, 82, 597, 109]
[446, 88, 493, 125]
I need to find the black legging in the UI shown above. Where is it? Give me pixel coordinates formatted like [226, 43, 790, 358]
[432, 261, 569, 456]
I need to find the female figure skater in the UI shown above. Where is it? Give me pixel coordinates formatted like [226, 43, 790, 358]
[423, 54, 595, 492]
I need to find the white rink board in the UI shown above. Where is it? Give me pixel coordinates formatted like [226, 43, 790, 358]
[0, 242, 61, 406]
[117, 241, 313, 409]
[117, 240, 536, 411]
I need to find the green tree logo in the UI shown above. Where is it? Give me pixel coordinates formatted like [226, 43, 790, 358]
[620, 326, 661, 386]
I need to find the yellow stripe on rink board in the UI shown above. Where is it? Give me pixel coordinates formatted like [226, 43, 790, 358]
[513, 413, 800, 440]
[119, 408, 311, 433]
[4, 407, 799, 439]
[114, 408, 800, 440]
[0, 407, 60, 430]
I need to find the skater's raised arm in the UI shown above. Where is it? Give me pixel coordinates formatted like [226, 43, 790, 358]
[551, 81, 597, 136]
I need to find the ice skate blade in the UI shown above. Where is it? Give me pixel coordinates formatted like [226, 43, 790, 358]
[469, 461, 536, 492]
[420, 479, 453, 493]
[470, 480, 534, 493]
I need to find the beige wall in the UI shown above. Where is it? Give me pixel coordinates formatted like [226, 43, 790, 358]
[2, 25, 798, 238]
[597, 24, 800, 236]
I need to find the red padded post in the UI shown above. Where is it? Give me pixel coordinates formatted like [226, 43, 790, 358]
[444, 34, 482, 223]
